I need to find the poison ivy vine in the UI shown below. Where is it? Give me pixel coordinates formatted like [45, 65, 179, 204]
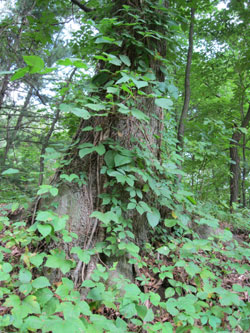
[0, 1, 250, 332]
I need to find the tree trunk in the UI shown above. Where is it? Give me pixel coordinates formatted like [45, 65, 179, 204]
[230, 103, 250, 208]
[241, 133, 246, 207]
[3, 87, 33, 166]
[37, 0, 170, 286]
[177, 7, 195, 152]
[38, 68, 76, 186]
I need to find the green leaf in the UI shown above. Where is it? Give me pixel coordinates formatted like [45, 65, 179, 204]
[85, 103, 106, 111]
[105, 54, 122, 66]
[186, 196, 197, 204]
[22, 295, 41, 316]
[37, 224, 52, 237]
[2, 168, 19, 175]
[23, 55, 45, 72]
[165, 298, 179, 316]
[11, 67, 29, 81]
[23, 316, 43, 330]
[120, 302, 137, 318]
[50, 187, 58, 197]
[132, 79, 148, 89]
[164, 219, 177, 227]
[32, 277, 51, 289]
[146, 208, 160, 227]
[157, 246, 170, 256]
[95, 144, 106, 155]
[19, 268, 32, 284]
[165, 287, 175, 298]
[19, 283, 32, 295]
[45, 249, 74, 274]
[71, 107, 91, 119]
[119, 55, 131, 67]
[34, 288, 53, 307]
[143, 308, 154, 322]
[135, 304, 147, 319]
[0, 271, 10, 281]
[114, 153, 132, 166]
[119, 242, 139, 254]
[71, 247, 91, 264]
[30, 253, 46, 268]
[95, 36, 116, 44]
[90, 210, 118, 224]
[124, 283, 141, 297]
[104, 150, 115, 168]
[131, 108, 149, 122]
[79, 147, 95, 158]
[2, 262, 12, 273]
[4, 295, 21, 308]
[155, 98, 173, 109]
[60, 174, 79, 182]
[60, 104, 91, 119]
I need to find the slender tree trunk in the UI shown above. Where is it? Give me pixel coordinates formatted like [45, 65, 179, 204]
[241, 133, 246, 207]
[3, 87, 33, 165]
[177, 7, 195, 152]
[38, 68, 77, 186]
[230, 103, 250, 208]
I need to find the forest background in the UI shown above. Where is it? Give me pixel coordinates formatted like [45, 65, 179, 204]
[0, 0, 250, 332]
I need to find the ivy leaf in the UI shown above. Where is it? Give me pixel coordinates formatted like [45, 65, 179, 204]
[114, 154, 132, 167]
[11, 67, 29, 81]
[157, 246, 170, 256]
[165, 287, 175, 298]
[155, 98, 173, 109]
[79, 147, 95, 158]
[37, 223, 52, 237]
[143, 308, 154, 322]
[119, 302, 137, 318]
[23, 55, 45, 72]
[19, 268, 32, 284]
[2, 262, 12, 273]
[60, 174, 79, 182]
[2, 168, 19, 175]
[22, 295, 41, 316]
[119, 55, 131, 66]
[85, 103, 106, 111]
[23, 316, 43, 331]
[71, 107, 91, 119]
[146, 208, 160, 227]
[71, 247, 91, 264]
[132, 79, 148, 89]
[131, 108, 149, 122]
[60, 104, 91, 119]
[45, 249, 74, 274]
[32, 277, 51, 289]
[30, 253, 46, 268]
[50, 187, 58, 196]
[95, 36, 115, 44]
[95, 144, 106, 155]
[164, 219, 177, 227]
[135, 304, 147, 319]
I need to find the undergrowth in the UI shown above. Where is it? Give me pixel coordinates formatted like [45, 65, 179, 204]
[0, 203, 250, 332]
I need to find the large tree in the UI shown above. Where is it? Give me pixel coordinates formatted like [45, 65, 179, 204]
[32, 0, 179, 284]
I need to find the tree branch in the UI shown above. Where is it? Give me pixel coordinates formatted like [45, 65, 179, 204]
[71, 0, 93, 13]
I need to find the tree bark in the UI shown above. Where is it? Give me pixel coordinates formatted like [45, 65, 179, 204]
[177, 7, 195, 152]
[39, 0, 169, 285]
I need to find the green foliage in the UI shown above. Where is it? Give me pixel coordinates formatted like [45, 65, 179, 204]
[1, 0, 250, 332]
